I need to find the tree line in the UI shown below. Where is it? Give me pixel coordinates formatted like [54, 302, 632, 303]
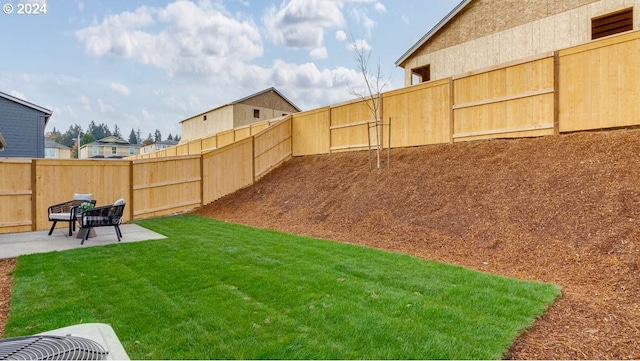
[46, 121, 181, 158]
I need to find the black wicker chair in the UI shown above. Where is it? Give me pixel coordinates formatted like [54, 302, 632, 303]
[79, 199, 125, 245]
[48, 194, 96, 236]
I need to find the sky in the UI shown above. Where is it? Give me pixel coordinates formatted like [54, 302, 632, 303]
[0, 0, 459, 140]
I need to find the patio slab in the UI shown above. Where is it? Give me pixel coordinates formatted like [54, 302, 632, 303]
[0, 224, 166, 259]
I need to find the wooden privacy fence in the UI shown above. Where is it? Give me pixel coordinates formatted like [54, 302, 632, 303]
[0, 118, 292, 234]
[291, 30, 640, 155]
[3, 31, 640, 234]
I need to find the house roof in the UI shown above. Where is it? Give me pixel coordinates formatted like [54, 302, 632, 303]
[0, 91, 53, 125]
[45, 139, 70, 149]
[0, 132, 5, 151]
[84, 135, 139, 147]
[395, 0, 471, 67]
[180, 87, 301, 123]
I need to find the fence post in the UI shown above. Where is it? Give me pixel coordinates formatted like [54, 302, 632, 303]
[31, 159, 37, 231]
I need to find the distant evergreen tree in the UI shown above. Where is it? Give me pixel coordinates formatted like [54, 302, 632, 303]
[154, 129, 162, 143]
[167, 134, 173, 141]
[128, 128, 138, 144]
[143, 133, 154, 146]
[113, 124, 122, 139]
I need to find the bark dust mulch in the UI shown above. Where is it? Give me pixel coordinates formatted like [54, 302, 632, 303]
[2, 129, 640, 359]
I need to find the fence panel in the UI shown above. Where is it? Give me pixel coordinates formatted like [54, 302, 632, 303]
[176, 144, 189, 156]
[217, 129, 235, 148]
[382, 78, 452, 147]
[251, 121, 270, 135]
[132, 155, 202, 219]
[330, 98, 379, 153]
[292, 107, 330, 156]
[202, 138, 254, 205]
[254, 118, 292, 179]
[187, 139, 202, 155]
[235, 126, 252, 141]
[452, 54, 555, 142]
[0, 159, 32, 234]
[558, 30, 640, 132]
[34, 159, 131, 231]
[201, 134, 217, 152]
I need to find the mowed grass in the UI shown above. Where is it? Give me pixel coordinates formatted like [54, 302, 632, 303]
[5, 215, 560, 359]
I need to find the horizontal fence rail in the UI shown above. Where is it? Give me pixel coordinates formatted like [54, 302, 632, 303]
[3, 30, 640, 233]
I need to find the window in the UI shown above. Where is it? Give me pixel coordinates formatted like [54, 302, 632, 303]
[203, 115, 207, 121]
[411, 65, 430, 84]
[45, 148, 56, 158]
[129, 147, 135, 155]
[92, 146, 98, 155]
[592, 8, 633, 40]
[253, 109, 260, 118]
[111, 147, 117, 155]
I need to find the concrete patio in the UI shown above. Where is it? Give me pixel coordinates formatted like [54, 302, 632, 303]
[0, 224, 167, 259]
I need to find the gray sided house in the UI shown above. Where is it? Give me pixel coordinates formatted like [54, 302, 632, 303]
[0, 91, 52, 158]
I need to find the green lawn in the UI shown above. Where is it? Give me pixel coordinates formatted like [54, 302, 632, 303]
[5, 215, 560, 359]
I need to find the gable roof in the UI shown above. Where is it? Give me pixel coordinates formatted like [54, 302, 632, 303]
[0, 91, 53, 125]
[395, 0, 471, 67]
[45, 139, 70, 149]
[233, 87, 301, 112]
[85, 136, 136, 147]
[180, 87, 301, 123]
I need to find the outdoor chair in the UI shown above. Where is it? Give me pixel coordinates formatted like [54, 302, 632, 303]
[79, 199, 125, 245]
[47, 193, 96, 236]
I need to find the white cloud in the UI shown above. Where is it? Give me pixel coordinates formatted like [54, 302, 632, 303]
[349, 8, 376, 36]
[374, 2, 386, 13]
[98, 98, 115, 114]
[75, 0, 262, 77]
[349, 38, 372, 52]
[79, 95, 91, 110]
[263, 0, 345, 49]
[335, 30, 347, 41]
[9, 90, 27, 100]
[309, 46, 327, 59]
[110, 82, 131, 96]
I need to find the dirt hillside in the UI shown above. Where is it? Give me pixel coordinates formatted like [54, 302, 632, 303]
[195, 129, 640, 359]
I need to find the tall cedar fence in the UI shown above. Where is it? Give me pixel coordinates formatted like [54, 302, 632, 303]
[2, 30, 639, 233]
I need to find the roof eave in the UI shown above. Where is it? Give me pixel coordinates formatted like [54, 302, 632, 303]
[0, 91, 53, 116]
[395, 0, 472, 67]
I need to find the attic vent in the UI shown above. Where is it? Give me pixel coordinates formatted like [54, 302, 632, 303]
[592, 8, 633, 40]
[0, 335, 108, 360]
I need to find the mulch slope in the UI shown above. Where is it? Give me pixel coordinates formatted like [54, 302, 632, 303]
[195, 129, 640, 359]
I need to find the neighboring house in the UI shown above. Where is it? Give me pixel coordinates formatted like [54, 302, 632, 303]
[79, 135, 140, 159]
[44, 139, 71, 159]
[396, 0, 638, 85]
[139, 139, 179, 155]
[180, 87, 301, 143]
[0, 91, 52, 158]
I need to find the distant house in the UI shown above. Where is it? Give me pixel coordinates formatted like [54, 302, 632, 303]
[396, 0, 639, 85]
[79, 135, 140, 159]
[139, 139, 179, 155]
[44, 139, 71, 159]
[180, 87, 301, 143]
[0, 91, 52, 158]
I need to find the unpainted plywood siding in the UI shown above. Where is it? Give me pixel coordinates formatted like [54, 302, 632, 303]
[180, 105, 234, 143]
[403, 0, 639, 85]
